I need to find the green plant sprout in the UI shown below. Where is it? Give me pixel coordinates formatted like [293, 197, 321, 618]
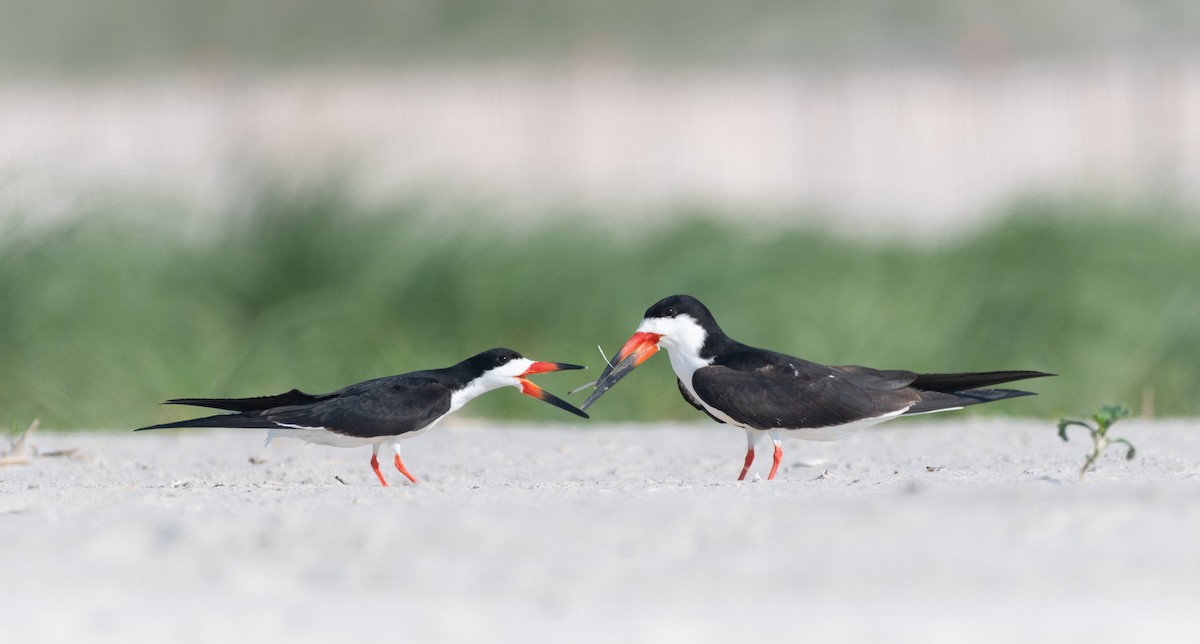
[1057, 404, 1136, 479]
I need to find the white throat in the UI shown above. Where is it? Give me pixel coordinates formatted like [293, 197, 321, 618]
[448, 378, 495, 414]
[636, 314, 713, 384]
[448, 358, 532, 413]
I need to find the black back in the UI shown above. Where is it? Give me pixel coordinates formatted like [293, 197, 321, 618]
[691, 345, 923, 429]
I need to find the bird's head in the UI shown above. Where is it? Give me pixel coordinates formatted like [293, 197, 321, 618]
[471, 348, 589, 418]
[581, 295, 719, 410]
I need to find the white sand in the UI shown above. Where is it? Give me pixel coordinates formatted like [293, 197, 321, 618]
[2, 419, 1198, 643]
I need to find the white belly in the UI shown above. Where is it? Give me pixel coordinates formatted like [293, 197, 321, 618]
[780, 408, 907, 440]
[265, 419, 441, 448]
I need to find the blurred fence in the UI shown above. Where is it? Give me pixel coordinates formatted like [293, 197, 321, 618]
[3, 61, 1198, 234]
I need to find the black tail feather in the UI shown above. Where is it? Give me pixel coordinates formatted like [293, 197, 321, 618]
[910, 370, 1053, 393]
[164, 388, 320, 413]
[905, 387, 1039, 415]
[135, 413, 279, 432]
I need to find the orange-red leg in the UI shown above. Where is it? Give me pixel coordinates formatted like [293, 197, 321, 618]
[738, 447, 755, 480]
[738, 429, 758, 480]
[370, 451, 389, 487]
[767, 440, 783, 480]
[393, 451, 419, 484]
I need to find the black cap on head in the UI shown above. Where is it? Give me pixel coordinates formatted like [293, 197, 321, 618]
[644, 294, 722, 334]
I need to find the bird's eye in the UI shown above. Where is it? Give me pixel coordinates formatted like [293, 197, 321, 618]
[498, 355, 510, 364]
[666, 307, 677, 317]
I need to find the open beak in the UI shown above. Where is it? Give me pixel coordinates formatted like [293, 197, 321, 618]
[580, 331, 663, 411]
[518, 361, 589, 419]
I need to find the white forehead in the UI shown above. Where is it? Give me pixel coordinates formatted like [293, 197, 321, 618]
[636, 314, 707, 353]
[637, 313, 697, 334]
[484, 357, 533, 381]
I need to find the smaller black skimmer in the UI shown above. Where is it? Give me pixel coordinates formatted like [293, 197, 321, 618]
[136, 348, 587, 486]
[581, 295, 1052, 480]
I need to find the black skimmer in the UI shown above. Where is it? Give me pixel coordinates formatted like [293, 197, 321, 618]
[580, 295, 1052, 480]
[136, 348, 588, 486]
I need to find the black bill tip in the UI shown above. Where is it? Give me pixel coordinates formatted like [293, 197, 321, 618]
[521, 379, 590, 419]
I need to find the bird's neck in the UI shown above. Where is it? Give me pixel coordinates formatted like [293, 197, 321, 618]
[663, 346, 714, 386]
[448, 376, 506, 414]
[660, 328, 722, 384]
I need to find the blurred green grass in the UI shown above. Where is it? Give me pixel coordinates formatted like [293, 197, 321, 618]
[1, 195, 1197, 429]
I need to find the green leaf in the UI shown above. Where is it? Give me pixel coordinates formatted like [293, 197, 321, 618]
[1113, 438, 1137, 461]
[1057, 418, 1093, 442]
[1092, 404, 1131, 433]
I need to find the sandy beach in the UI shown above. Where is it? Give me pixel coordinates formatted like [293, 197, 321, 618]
[3, 418, 1198, 643]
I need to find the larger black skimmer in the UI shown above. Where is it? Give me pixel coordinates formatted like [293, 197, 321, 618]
[136, 348, 588, 486]
[580, 295, 1052, 480]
